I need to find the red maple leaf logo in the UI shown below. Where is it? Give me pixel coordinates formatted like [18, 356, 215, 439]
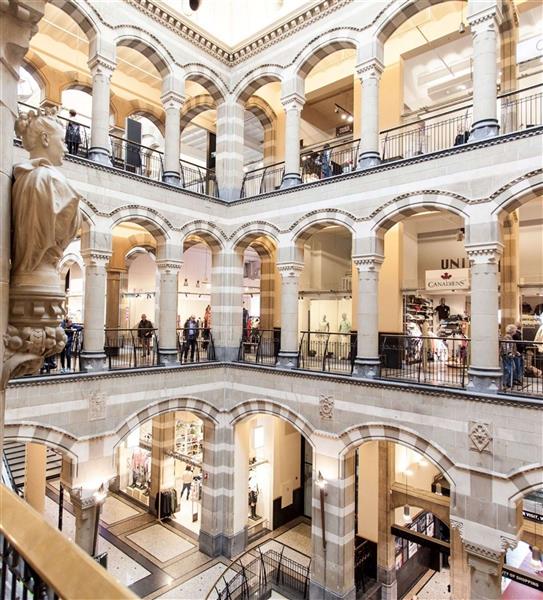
[441, 272, 452, 280]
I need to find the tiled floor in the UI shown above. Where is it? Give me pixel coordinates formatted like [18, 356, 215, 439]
[127, 523, 195, 563]
[275, 522, 312, 558]
[155, 562, 228, 599]
[101, 495, 141, 525]
[409, 567, 451, 599]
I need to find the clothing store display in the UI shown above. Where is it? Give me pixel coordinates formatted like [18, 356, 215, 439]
[155, 489, 178, 518]
[338, 314, 351, 333]
[435, 301, 450, 321]
[248, 473, 260, 520]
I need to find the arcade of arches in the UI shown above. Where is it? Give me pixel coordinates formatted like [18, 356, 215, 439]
[1, 1, 543, 600]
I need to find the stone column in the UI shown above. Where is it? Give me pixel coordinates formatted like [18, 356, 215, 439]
[276, 262, 303, 368]
[0, 0, 46, 456]
[468, 5, 502, 141]
[280, 94, 305, 188]
[262, 124, 276, 165]
[88, 56, 115, 164]
[24, 442, 47, 514]
[259, 255, 275, 331]
[464, 543, 504, 600]
[310, 451, 356, 600]
[156, 259, 182, 366]
[215, 96, 245, 200]
[69, 490, 102, 556]
[210, 249, 243, 361]
[352, 254, 384, 378]
[161, 91, 184, 186]
[357, 59, 384, 170]
[466, 243, 503, 391]
[105, 268, 124, 329]
[149, 413, 175, 515]
[80, 251, 112, 372]
[377, 442, 397, 600]
[500, 213, 519, 332]
[200, 416, 244, 558]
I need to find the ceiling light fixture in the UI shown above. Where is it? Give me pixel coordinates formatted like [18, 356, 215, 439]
[334, 103, 353, 123]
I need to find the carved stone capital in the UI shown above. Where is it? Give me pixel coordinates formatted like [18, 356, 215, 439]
[465, 542, 503, 575]
[352, 254, 384, 272]
[81, 250, 113, 269]
[465, 242, 503, 265]
[356, 58, 384, 83]
[468, 5, 503, 35]
[161, 91, 185, 112]
[281, 93, 305, 113]
[276, 262, 304, 278]
[156, 260, 183, 274]
[88, 55, 116, 79]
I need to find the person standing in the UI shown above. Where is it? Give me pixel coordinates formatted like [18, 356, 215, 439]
[180, 466, 193, 501]
[137, 314, 154, 357]
[65, 109, 81, 156]
[183, 315, 198, 362]
[60, 317, 82, 373]
[321, 143, 332, 179]
[203, 305, 212, 350]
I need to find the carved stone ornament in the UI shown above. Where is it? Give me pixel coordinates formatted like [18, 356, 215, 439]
[2, 108, 81, 385]
[88, 392, 106, 421]
[469, 421, 493, 453]
[319, 395, 334, 420]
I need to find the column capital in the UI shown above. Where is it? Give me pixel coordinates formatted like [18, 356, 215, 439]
[465, 242, 503, 264]
[467, 4, 503, 34]
[276, 262, 304, 278]
[355, 58, 384, 82]
[464, 542, 504, 575]
[156, 259, 183, 273]
[281, 92, 305, 112]
[353, 254, 384, 272]
[161, 91, 185, 111]
[88, 54, 116, 79]
[81, 249, 112, 268]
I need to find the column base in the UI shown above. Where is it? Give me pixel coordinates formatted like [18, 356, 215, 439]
[357, 152, 381, 170]
[80, 351, 108, 373]
[199, 528, 247, 559]
[88, 147, 112, 165]
[467, 367, 502, 392]
[276, 351, 299, 369]
[214, 345, 239, 362]
[280, 172, 302, 189]
[158, 348, 178, 367]
[470, 119, 499, 142]
[352, 357, 381, 379]
[309, 581, 356, 600]
[162, 171, 180, 186]
[377, 566, 397, 600]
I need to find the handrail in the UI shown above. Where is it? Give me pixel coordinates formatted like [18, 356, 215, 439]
[0, 486, 136, 599]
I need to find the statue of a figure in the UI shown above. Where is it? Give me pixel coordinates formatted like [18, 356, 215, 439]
[3, 108, 81, 383]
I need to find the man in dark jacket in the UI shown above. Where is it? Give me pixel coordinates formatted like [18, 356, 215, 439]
[65, 109, 82, 155]
[60, 317, 82, 373]
[137, 314, 154, 357]
[183, 315, 198, 362]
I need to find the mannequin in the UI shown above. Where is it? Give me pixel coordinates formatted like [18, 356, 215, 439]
[338, 313, 351, 333]
[248, 471, 260, 520]
[435, 298, 450, 321]
[318, 315, 330, 333]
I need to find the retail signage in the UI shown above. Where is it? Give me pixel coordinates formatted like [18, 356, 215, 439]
[523, 509, 543, 522]
[502, 566, 543, 592]
[336, 123, 353, 137]
[425, 268, 470, 291]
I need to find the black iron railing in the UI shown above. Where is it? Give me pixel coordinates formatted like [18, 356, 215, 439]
[206, 539, 311, 600]
[301, 138, 360, 181]
[180, 159, 219, 196]
[238, 329, 280, 365]
[298, 331, 356, 375]
[104, 328, 159, 370]
[499, 84, 543, 134]
[378, 333, 469, 389]
[240, 162, 285, 197]
[176, 327, 216, 364]
[499, 339, 543, 397]
[110, 135, 163, 180]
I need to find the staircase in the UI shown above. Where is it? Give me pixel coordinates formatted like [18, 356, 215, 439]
[3, 442, 62, 492]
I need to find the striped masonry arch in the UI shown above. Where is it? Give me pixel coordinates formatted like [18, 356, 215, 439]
[181, 221, 226, 252]
[180, 94, 216, 132]
[290, 209, 357, 244]
[49, 0, 99, 41]
[185, 65, 227, 103]
[3, 423, 79, 462]
[116, 37, 171, 79]
[110, 207, 172, 245]
[490, 170, 543, 217]
[234, 69, 282, 104]
[296, 35, 357, 79]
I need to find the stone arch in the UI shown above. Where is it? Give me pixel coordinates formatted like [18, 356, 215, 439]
[3, 422, 79, 462]
[49, 0, 100, 42]
[184, 64, 227, 103]
[180, 94, 216, 132]
[59, 252, 84, 277]
[113, 396, 220, 449]
[180, 221, 226, 252]
[229, 399, 316, 445]
[490, 170, 543, 218]
[234, 67, 282, 104]
[295, 33, 358, 79]
[127, 106, 165, 136]
[245, 96, 276, 130]
[290, 209, 357, 244]
[339, 422, 456, 487]
[370, 192, 470, 235]
[21, 57, 47, 97]
[115, 32, 173, 79]
[231, 222, 281, 253]
[507, 464, 543, 505]
[109, 207, 172, 244]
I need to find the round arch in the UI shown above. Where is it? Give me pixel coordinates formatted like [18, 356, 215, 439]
[229, 399, 316, 446]
[507, 464, 543, 505]
[234, 67, 282, 104]
[231, 222, 280, 253]
[113, 396, 220, 449]
[115, 32, 173, 80]
[59, 252, 84, 277]
[109, 207, 172, 244]
[339, 422, 456, 487]
[370, 192, 470, 235]
[490, 171, 543, 218]
[180, 94, 216, 132]
[180, 221, 226, 252]
[295, 33, 358, 79]
[49, 0, 100, 43]
[3, 422, 79, 462]
[290, 209, 357, 245]
[184, 64, 228, 103]
[245, 96, 276, 130]
[127, 107, 165, 136]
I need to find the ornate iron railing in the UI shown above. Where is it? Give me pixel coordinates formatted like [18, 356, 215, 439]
[110, 134, 164, 180]
[298, 331, 356, 375]
[238, 329, 280, 365]
[104, 327, 159, 370]
[300, 138, 360, 181]
[240, 162, 285, 197]
[499, 339, 543, 397]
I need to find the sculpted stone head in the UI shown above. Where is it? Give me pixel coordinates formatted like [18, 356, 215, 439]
[14, 108, 66, 166]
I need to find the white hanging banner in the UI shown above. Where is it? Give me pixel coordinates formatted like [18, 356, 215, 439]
[425, 268, 470, 291]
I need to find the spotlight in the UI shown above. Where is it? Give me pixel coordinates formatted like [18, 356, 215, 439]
[341, 113, 347, 120]
[459, 21, 465, 34]
[334, 106, 339, 114]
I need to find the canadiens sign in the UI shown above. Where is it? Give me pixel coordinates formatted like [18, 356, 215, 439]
[425, 268, 470, 291]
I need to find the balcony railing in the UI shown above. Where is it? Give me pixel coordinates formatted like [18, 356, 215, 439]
[179, 159, 219, 196]
[378, 333, 469, 389]
[240, 162, 285, 197]
[298, 331, 357, 375]
[176, 327, 216, 363]
[238, 329, 280, 365]
[104, 327, 159, 370]
[110, 134, 163, 180]
[0, 486, 135, 600]
[499, 339, 543, 397]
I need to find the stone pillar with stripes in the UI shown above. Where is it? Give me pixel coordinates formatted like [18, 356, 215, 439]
[215, 95, 245, 201]
[200, 416, 243, 558]
[276, 262, 304, 368]
[262, 123, 276, 165]
[500, 212, 519, 332]
[356, 59, 384, 170]
[377, 441, 397, 600]
[149, 413, 176, 516]
[280, 91, 305, 189]
[352, 253, 384, 379]
[88, 54, 116, 165]
[468, 1, 502, 141]
[161, 91, 184, 186]
[259, 254, 275, 331]
[310, 449, 356, 600]
[211, 247, 243, 361]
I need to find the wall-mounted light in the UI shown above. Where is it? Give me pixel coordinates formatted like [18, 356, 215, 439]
[184, 278, 189, 287]
[317, 471, 328, 549]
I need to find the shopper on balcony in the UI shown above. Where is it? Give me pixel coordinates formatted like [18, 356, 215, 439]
[182, 315, 198, 362]
[64, 110, 81, 156]
[137, 314, 154, 357]
[203, 304, 212, 350]
[321, 143, 332, 179]
[60, 317, 82, 373]
[501, 324, 522, 389]
[454, 124, 470, 146]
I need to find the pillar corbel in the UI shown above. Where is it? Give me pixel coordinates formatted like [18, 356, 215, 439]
[276, 262, 304, 368]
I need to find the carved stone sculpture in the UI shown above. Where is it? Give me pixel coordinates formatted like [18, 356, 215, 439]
[2, 108, 81, 383]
